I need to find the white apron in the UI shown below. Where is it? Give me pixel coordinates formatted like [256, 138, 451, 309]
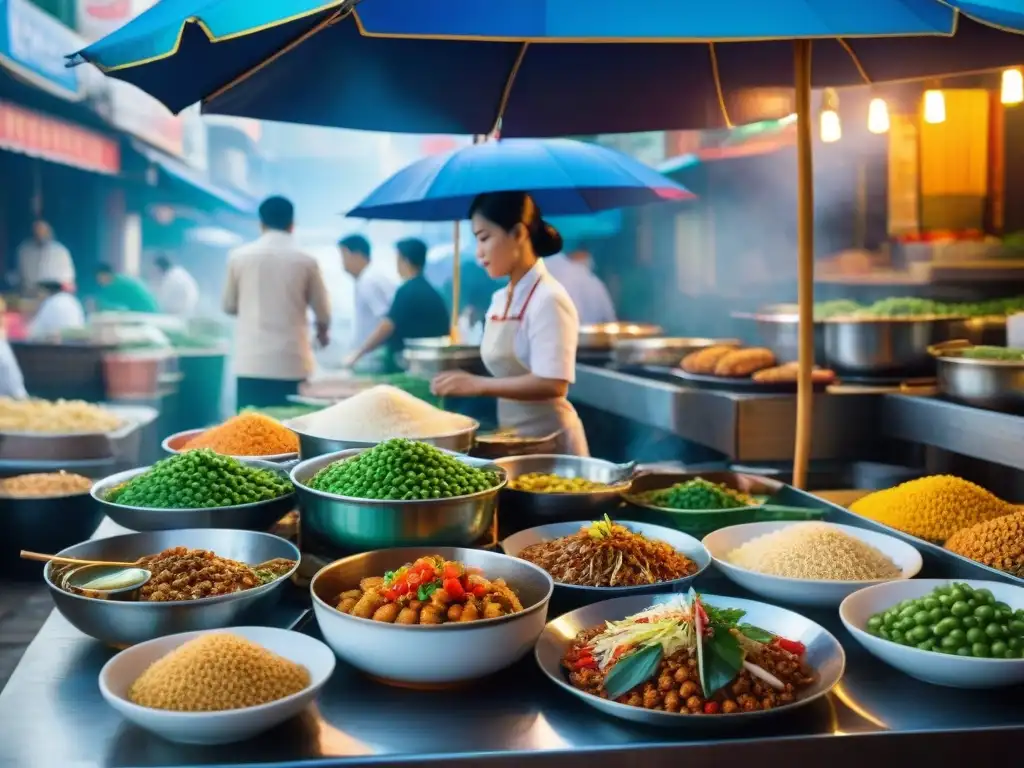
[480, 276, 589, 457]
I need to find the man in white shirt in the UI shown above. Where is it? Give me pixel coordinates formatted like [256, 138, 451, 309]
[223, 196, 332, 409]
[546, 242, 617, 326]
[16, 220, 75, 297]
[339, 234, 398, 362]
[154, 254, 199, 317]
[27, 281, 86, 340]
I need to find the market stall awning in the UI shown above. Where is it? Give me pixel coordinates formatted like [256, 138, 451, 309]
[131, 140, 257, 215]
[0, 0, 89, 101]
[0, 99, 120, 174]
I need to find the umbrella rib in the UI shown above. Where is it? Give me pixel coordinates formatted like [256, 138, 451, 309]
[707, 43, 734, 129]
[837, 38, 872, 83]
[490, 42, 530, 137]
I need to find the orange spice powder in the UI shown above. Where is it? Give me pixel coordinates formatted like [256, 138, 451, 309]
[182, 412, 299, 456]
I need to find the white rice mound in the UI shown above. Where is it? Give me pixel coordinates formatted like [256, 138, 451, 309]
[725, 522, 902, 581]
[290, 385, 474, 441]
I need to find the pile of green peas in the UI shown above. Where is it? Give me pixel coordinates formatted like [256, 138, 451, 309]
[867, 582, 1024, 658]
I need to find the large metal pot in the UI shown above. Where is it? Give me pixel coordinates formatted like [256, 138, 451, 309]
[823, 317, 962, 378]
[611, 337, 741, 368]
[289, 420, 479, 460]
[402, 343, 486, 378]
[742, 310, 826, 365]
[932, 349, 1024, 413]
[292, 448, 506, 551]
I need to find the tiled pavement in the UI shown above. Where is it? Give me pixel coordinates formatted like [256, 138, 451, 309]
[0, 583, 50, 690]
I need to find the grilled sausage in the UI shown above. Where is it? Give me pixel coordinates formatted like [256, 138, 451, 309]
[681, 345, 739, 374]
[713, 348, 776, 377]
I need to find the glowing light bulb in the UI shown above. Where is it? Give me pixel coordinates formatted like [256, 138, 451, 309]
[820, 109, 841, 143]
[1002, 69, 1023, 105]
[867, 98, 890, 134]
[923, 90, 946, 124]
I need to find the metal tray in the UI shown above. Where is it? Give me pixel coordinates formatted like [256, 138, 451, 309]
[1, 489, 1023, 767]
[634, 365, 831, 394]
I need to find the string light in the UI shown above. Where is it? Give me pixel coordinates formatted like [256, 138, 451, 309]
[1001, 69, 1023, 105]
[820, 88, 841, 143]
[867, 98, 890, 134]
[923, 89, 946, 124]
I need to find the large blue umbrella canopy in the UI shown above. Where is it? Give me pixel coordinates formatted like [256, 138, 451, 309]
[347, 138, 693, 221]
[68, 1, 1024, 136]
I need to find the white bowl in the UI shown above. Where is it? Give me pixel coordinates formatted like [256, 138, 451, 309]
[840, 579, 1024, 689]
[99, 626, 335, 745]
[702, 521, 922, 607]
[311, 547, 553, 686]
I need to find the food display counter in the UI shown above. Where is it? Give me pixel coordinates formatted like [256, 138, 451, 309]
[1, 513, 1022, 768]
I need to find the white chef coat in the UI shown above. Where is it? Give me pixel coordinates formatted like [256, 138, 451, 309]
[223, 231, 332, 380]
[545, 253, 616, 326]
[27, 292, 86, 339]
[353, 267, 397, 346]
[157, 265, 199, 316]
[483, 259, 579, 384]
[17, 239, 75, 292]
[0, 340, 27, 399]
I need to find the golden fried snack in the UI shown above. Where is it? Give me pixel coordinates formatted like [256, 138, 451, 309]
[681, 345, 739, 374]
[713, 348, 777, 377]
[752, 363, 836, 384]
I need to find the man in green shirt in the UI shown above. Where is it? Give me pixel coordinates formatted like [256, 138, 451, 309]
[94, 263, 160, 313]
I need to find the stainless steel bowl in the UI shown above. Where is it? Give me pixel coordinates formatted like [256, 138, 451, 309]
[501, 520, 711, 605]
[823, 317, 962, 377]
[44, 528, 300, 647]
[292, 448, 506, 551]
[611, 337, 741, 368]
[534, 592, 845, 727]
[2, 490, 104, 579]
[161, 428, 299, 463]
[91, 462, 296, 532]
[578, 323, 663, 351]
[401, 344, 486, 378]
[745, 311, 826, 365]
[311, 546, 554, 686]
[492, 454, 634, 534]
[935, 353, 1024, 413]
[954, 316, 1008, 347]
[288, 420, 479, 460]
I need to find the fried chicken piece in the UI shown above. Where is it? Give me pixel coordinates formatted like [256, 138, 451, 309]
[681, 345, 740, 374]
[713, 348, 776, 377]
[752, 362, 836, 384]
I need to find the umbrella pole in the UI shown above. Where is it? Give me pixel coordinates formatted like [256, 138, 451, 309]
[450, 220, 462, 342]
[793, 39, 814, 490]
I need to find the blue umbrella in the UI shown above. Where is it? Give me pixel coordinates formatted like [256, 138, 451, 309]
[68, 2, 1024, 136]
[347, 139, 693, 221]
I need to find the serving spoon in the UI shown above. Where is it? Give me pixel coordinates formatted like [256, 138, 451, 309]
[20, 551, 151, 596]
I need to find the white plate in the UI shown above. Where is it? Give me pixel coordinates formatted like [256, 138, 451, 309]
[703, 521, 922, 607]
[840, 579, 1024, 688]
[99, 626, 335, 745]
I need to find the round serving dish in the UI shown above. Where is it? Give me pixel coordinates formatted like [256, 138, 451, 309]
[91, 462, 296, 532]
[534, 592, 845, 727]
[161, 428, 298, 463]
[840, 579, 1024, 688]
[933, 352, 1024, 414]
[492, 454, 634, 534]
[501, 520, 711, 606]
[703, 521, 923, 608]
[822, 316, 963, 378]
[288, 419, 479, 460]
[2, 488, 105, 580]
[291, 448, 505, 550]
[44, 528, 300, 647]
[99, 626, 335, 745]
[310, 546, 553, 686]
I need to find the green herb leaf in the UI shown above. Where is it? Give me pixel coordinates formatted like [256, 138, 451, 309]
[703, 604, 746, 627]
[417, 581, 440, 601]
[703, 628, 745, 696]
[603, 644, 663, 700]
[738, 624, 775, 644]
[383, 570, 396, 585]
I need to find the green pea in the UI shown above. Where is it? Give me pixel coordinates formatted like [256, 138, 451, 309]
[976, 589, 995, 604]
[938, 595, 953, 607]
[974, 604, 995, 622]
[890, 630, 906, 644]
[948, 588, 966, 602]
[922, 598, 940, 611]
[991, 640, 1009, 657]
[916, 639, 936, 652]
[950, 601, 970, 618]
[933, 617, 960, 637]
[985, 622, 1005, 640]
[961, 616, 979, 630]
[972, 642, 991, 658]
[966, 627, 986, 644]
[928, 607, 944, 623]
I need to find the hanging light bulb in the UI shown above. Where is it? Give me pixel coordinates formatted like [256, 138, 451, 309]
[820, 88, 841, 143]
[923, 89, 946, 124]
[867, 98, 890, 134]
[1001, 68, 1023, 105]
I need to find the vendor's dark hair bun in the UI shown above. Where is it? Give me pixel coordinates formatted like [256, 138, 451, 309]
[469, 191, 563, 258]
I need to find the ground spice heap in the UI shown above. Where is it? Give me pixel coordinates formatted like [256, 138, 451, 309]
[0, 471, 92, 498]
[128, 633, 310, 711]
[726, 522, 902, 581]
[183, 412, 299, 456]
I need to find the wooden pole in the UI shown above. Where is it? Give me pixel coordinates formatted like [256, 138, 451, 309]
[793, 40, 815, 490]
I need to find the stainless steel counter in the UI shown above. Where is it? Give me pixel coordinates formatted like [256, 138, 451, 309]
[2, 516, 1024, 768]
[571, 365, 1024, 469]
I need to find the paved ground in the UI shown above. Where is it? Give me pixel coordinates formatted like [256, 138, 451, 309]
[0, 583, 50, 690]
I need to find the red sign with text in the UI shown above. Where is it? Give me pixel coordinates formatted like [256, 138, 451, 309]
[0, 101, 120, 174]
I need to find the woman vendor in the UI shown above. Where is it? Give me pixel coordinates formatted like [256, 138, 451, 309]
[431, 191, 588, 456]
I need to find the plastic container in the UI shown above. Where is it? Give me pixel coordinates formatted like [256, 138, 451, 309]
[102, 351, 170, 399]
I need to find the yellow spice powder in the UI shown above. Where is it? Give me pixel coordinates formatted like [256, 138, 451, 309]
[128, 633, 310, 711]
